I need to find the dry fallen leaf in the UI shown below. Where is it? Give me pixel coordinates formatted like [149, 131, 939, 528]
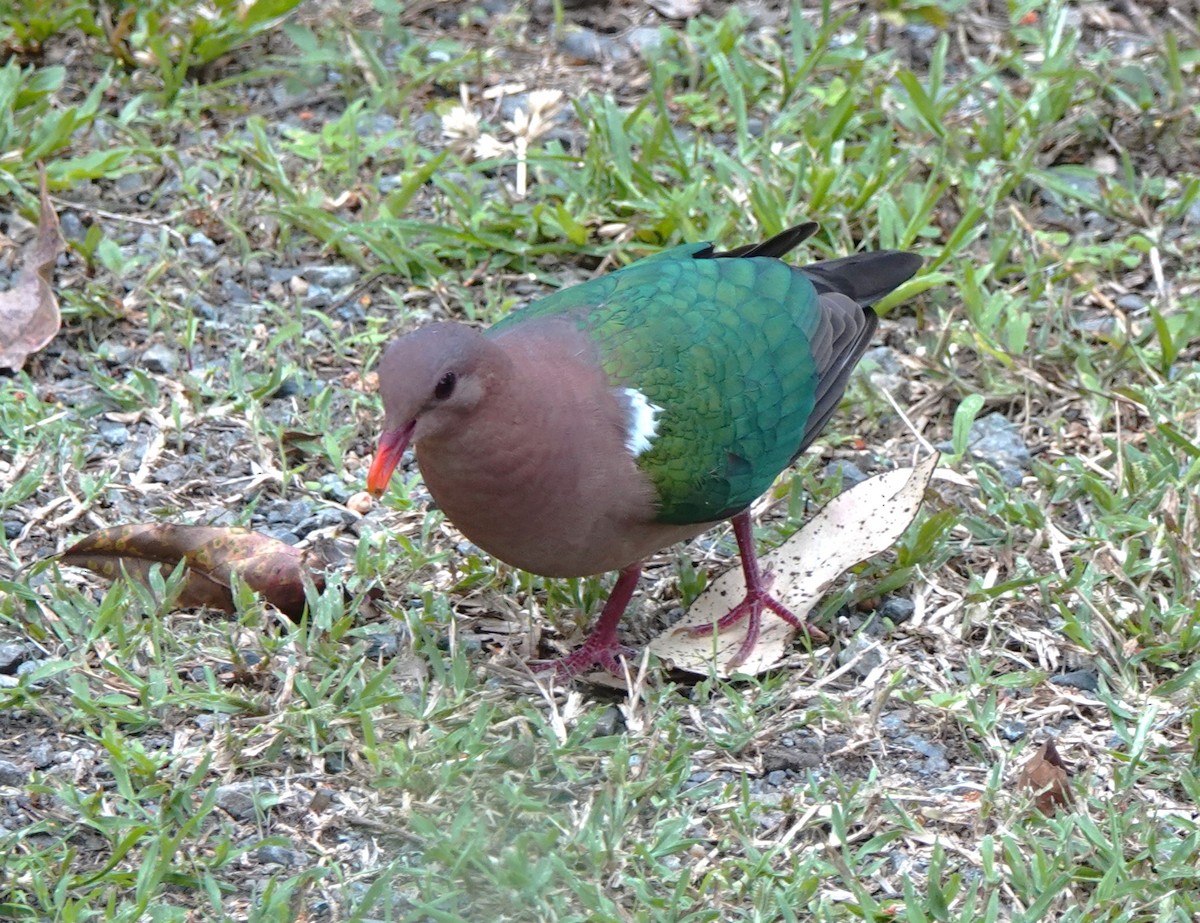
[1017, 739, 1073, 815]
[58, 524, 326, 619]
[0, 167, 64, 371]
[649, 453, 940, 677]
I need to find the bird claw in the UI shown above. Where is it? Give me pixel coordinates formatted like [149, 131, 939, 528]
[683, 587, 827, 670]
[532, 643, 637, 678]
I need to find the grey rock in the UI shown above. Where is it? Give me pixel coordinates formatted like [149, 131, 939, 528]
[297, 507, 352, 536]
[864, 346, 907, 397]
[1116, 294, 1147, 312]
[558, 27, 629, 64]
[627, 25, 666, 56]
[837, 634, 883, 677]
[302, 283, 333, 308]
[365, 632, 403, 660]
[765, 769, 787, 787]
[152, 463, 187, 484]
[824, 459, 867, 487]
[267, 499, 312, 526]
[141, 343, 178, 374]
[97, 341, 135, 365]
[903, 23, 938, 45]
[877, 596, 915, 624]
[59, 211, 87, 241]
[302, 265, 359, 289]
[28, 743, 54, 769]
[266, 267, 299, 285]
[879, 713, 907, 737]
[255, 844, 304, 866]
[591, 706, 623, 738]
[215, 780, 279, 820]
[188, 232, 220, 266]
[114, 173, 147, 196]
[317, 474, 353, 503]
[221, 280, 250, 303]
[97, 420, 129, 446]
[0, 759, 27, 786]
[966, 412, 1031, 486]
[15, 658, 49, 679]
[865, 345, 904, 375]
[2, 521, 21, 540]
[1050, 669, 1099, 692]
[0, 644, 29, 673]
[998, 719, 1027, 742]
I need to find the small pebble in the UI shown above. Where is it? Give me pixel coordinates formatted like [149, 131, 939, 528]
[0, 759, 27, 787]
[141, 343, 178, 374]
[303, 265, 359, 289]
[877, 596, 915, 624]
[1050, 669, 1099, 692]
[97, 420, 129, 446]
[255, 844, 304, 867]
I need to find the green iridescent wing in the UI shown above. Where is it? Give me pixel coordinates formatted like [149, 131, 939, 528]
[490, 248, 825, 525]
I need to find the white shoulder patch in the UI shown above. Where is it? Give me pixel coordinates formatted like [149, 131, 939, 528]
[620, 388, 663, 457]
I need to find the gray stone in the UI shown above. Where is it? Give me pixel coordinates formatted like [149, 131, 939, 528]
[317, 474, 353, 503]
[254, 844, 304, 866]
[1050, 669, 1099, 692]
[0, 644, 28, 673]
[302, 283, 333, 308]
[297, 507, 352, 536]
[267, 499, 312, 526]
[558, 27, 629, 64]
[152, 463, 187, 484]
[591, 706, 623, 738]
[215, 780, 279, 820]
[97, 420, 129, 446]
[188, 231, 220, 266]
[28, 743, 54, 769]
[141, 343, 178, 374]
[59, 211, 87, 241]
[97, 341, 135, 365]
[302, 265, 359, 289]
[966, 412, 1031, 487]
[877, 596, 915, 624]
[1116, 294, 1147, 312]
[999, 719, 1027, 742]
[837, 634, 883, 677]
[2, 521, 20, 540]
[0, 759, 26, 786]
[824, 459, 867, 487]
[627, 26, 665, 56]
[765, 769, 787, 787]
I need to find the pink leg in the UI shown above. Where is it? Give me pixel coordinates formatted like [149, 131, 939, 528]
[686, 511, 828, 668]
[537, 564, 641, 676]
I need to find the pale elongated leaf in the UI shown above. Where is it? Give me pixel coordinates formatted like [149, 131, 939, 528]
[650, 453, 940, 676]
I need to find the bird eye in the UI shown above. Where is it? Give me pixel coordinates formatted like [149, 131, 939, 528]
[433, 371, 457, 400]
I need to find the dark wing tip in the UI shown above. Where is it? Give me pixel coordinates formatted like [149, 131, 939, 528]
[701, 222, 820, 261]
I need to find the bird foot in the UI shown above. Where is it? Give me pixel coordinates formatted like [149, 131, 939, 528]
[684, 580, 827, 670]
[532, 641, 637, 678]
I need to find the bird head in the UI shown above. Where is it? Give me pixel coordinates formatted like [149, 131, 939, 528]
[367, 323, 499, 495]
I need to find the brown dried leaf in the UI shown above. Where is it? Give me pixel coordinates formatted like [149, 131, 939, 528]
[0, 167, 64, 371]
[1017, 739, 1073, 815]
[649, 453, 939, 677]
[58, 524, 325, 619]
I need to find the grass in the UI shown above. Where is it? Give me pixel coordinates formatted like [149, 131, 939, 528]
[2, 0, 1200, 920]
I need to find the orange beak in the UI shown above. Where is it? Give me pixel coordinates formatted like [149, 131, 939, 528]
[367, 422, 415, 496]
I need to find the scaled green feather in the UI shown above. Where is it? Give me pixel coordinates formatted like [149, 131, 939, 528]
[488, 247, 825, 525]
